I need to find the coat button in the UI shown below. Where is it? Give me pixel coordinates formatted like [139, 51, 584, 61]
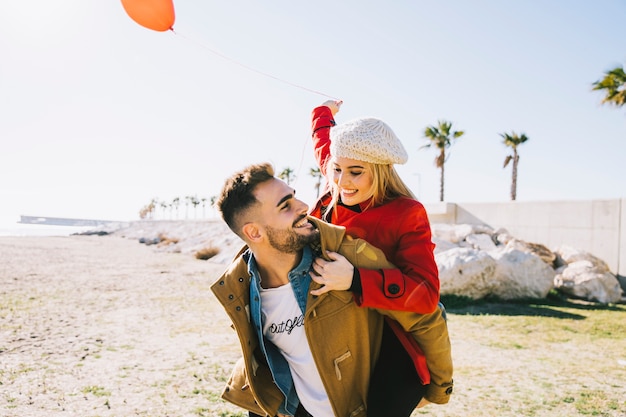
[388, 284, 400, 294]
[228, 294, 234, 300]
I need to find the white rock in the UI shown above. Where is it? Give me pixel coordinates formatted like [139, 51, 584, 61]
[554, 260, 623, 304]
[430, 223, 474, 243]
[554, 245, 610, 272]
[505, 238, 556, 265]
[465, 233, 498, 251]
[432, 238, 458, 254]
[430, 223, 494, 243]
[489, 247, 556, 299]
[436, 247, 497, 300]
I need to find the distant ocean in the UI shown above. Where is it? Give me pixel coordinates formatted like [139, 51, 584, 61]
[0, 223, 95, 237]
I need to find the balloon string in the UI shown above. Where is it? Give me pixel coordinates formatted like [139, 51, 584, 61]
[294, 132, 310, 190]
[170, 29, 340, 101]
[170, 28, 329, 202]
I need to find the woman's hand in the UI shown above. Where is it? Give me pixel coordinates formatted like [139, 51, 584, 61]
[310, 251, 354, 295]
[321, 99, 342, 116]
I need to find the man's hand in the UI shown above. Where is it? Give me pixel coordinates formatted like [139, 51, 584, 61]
[310, 251, 354, 295]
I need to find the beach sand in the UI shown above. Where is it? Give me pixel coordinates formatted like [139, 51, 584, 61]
[3, 232, 624, 417]
[0, 235, 242, 417]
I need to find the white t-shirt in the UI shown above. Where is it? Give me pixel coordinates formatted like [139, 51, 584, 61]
[260, 282, 334, 417]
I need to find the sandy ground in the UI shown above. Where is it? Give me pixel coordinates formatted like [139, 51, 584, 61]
[0, 235, 243, 417]
[2, 232, 624, 417]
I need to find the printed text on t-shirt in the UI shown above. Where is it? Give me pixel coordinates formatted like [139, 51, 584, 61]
[268, 315, 304, 335]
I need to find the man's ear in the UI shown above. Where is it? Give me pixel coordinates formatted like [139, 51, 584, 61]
[242, 222, 262, 243]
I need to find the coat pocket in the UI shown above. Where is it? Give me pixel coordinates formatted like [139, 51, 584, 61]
[222, 358, 266, 415]
[333, 350, 352, 380]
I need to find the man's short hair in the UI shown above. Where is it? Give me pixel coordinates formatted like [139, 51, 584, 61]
[217, 162, 275, 235]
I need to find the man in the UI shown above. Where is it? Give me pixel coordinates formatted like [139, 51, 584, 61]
[211, 163, 453, 417]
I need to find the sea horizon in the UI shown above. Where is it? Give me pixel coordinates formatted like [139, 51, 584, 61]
[0, 223, 95, 237]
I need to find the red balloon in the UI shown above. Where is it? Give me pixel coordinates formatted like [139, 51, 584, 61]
[121, 0, 175, 32]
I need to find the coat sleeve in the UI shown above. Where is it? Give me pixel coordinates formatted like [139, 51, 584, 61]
[311, 105, 335, 177]
[356, 202, 440, 314]
[378, 307, 454, 404]
[338, 233, 453, 404]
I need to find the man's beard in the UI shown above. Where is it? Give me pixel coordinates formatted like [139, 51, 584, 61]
[265, 222, 320, 253]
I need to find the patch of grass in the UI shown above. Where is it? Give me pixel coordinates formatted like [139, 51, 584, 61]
[194, 246, 220, 260]
[195, 408, 246, 417]
[193, 406, 246, 417]
[574, 390, 621, 415]
[193, 408, 212, 417]
[421, 295, 626, 417]
[81, 385, 110, 397]
[442, 293, 625, 318]
[202, 390, 223, 402]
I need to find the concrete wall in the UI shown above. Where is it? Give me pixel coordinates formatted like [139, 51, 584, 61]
[424, 199, 625, 282]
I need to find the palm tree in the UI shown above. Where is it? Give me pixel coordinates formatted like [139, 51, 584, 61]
[201, 197, 207, 219]
[592, 66, 626, 108]
[185, 195, 196, 219]
[210, 196, 217, 218]
[148, 198, 157, 219]
[172, 197, 180, 219]
[190, 195, 200, 219]
[278, 167, 296, 185]
[421, 120, 465, 201]
[500, 131, 529, 201]
[309, 167, 323, 198]
[159, 200, 168, 220]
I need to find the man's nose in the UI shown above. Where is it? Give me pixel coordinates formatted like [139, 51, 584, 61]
[296, 199, 309, 213]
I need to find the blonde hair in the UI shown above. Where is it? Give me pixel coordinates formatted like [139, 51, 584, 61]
[324, 162, 415, 220]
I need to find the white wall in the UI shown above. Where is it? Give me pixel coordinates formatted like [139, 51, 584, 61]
[425, 199, 625, 284]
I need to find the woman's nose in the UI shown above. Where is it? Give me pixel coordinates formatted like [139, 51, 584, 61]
[334, 171, 344, 186]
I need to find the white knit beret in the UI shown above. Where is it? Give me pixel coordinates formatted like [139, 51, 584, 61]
[330, 117, 408, 165]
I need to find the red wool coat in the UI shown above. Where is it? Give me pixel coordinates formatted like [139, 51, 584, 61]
[309, 105, 443, 385]
[310, 105, 440, 314]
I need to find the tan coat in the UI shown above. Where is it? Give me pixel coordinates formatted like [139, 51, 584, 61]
[211, 217, 453, 416]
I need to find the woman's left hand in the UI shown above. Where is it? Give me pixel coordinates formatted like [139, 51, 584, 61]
[310, 251, 354, 295]
[321, 99, 342, 116]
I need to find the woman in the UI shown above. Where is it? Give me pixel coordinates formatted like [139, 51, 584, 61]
[308, 100, 452, 416]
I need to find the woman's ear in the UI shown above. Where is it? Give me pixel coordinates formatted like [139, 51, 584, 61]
[242, 222, 261, 243]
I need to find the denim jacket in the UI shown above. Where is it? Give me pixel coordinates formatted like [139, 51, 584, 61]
[247, 246, 315, 416]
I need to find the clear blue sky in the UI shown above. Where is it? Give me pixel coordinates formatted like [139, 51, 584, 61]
[1, 0, 625, 226]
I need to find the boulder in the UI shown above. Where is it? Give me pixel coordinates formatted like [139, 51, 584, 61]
[554, 260, 623, 304]
[436, 247, 497, 300]
[489, 247, 556, 299]
[505, 238, 557, 266]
